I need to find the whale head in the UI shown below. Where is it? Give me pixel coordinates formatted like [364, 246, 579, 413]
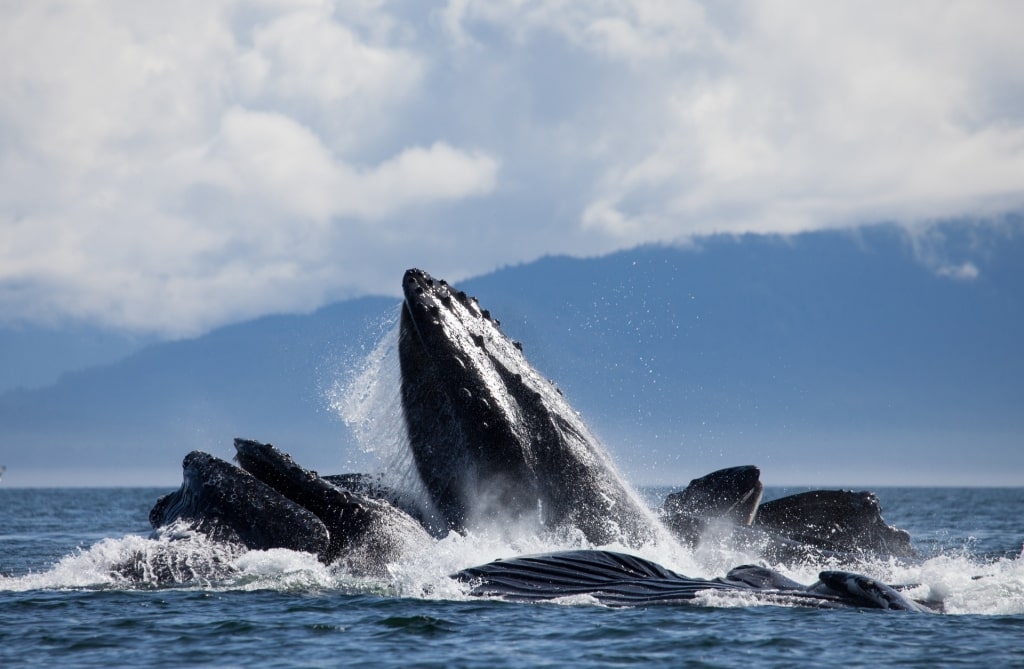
[399, 268, 543, 533]
[398, 268, 655, 544]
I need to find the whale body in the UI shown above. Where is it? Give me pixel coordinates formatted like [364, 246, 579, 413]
[455, 549, 933, 611]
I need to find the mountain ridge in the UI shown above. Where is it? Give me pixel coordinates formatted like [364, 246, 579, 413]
[2, 224, 1021, 487]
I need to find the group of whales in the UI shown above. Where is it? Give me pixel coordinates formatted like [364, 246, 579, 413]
[138, 268, 934, 612]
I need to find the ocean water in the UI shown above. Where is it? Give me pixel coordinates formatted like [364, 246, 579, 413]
[1, 486, 1022, 669]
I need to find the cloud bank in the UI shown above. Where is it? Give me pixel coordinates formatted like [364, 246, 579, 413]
[2, 0, 1023, 335]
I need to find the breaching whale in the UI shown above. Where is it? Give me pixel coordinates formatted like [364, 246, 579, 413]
[149, 449, 331, 556]
[399, 268, 657, 545]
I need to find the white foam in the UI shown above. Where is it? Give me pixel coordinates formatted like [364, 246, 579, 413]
[3, 521, 1022, 615]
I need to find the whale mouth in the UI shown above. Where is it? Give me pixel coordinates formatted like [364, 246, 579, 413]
[395, 267, 660, 546]
[397, 268, 533, 533]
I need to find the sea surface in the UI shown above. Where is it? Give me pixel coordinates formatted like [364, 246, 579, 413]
[1, 486, 1023, 669]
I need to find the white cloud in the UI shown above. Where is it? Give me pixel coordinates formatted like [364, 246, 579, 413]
[936, 262, 980, 281]
[0, 1, 498, 334]
[505, 1, 1024, 241]
[231, 3, 423, 152]
[186, 108, 498, 222]
[1, 1, 1022, 335]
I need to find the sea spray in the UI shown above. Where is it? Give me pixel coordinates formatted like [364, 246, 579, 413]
[327, 314, 441, 524]
[329, 307, 675, 549]
[2, 493, 1022, 616]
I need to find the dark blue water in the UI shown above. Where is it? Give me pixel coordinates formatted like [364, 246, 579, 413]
[2, 487, 1023, 669]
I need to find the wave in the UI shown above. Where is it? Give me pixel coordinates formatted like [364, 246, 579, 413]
[3, 522, 1021, 615]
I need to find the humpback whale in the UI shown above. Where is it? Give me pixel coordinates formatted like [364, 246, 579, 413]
[662, 465, 764, 543]
[399, 268, 657, 545]
[753, 489, 915, 558]
[234, 439, 432, 572]
[149, 450, 331, 556]
[454, 550, 933, 611]
[141, 267, 925, 609]
[148, 440, 430, 576]
[661, 466, 915, 562]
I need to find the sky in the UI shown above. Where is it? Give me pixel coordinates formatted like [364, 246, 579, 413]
[2, 0, 1024, 339]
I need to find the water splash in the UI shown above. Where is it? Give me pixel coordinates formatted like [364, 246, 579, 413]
[2, 512, 1022, 615]
[326, 313, 439, 521]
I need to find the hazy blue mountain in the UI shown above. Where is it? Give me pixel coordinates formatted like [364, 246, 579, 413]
[0, 326, 158, 393]
[2, 224, 1021, 487]
[472, 229, 1024, 486]
[0, 297, 395, 485]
